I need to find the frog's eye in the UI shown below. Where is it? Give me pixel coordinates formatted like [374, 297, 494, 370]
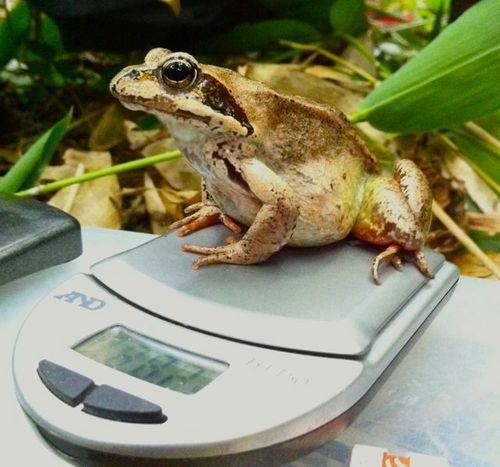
[160, 57, 198, 89]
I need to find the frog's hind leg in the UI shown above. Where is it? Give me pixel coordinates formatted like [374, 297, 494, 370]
[353, 159, 434, 284]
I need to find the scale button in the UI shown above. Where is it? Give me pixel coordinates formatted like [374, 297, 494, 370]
[82, 385, 167, 424]
[37, 359, 95, 407]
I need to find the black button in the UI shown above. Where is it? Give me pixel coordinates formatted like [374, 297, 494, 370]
[82, 385, 167, 424]
[38, 360, 95, 407]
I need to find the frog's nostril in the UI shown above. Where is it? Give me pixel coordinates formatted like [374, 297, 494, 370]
[125, 69, 141, 80]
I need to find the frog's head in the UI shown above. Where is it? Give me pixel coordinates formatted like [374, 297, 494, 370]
[110, 48, 253, 137]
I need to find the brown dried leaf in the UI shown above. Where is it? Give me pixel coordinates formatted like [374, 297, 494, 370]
[41, 164, 77, 181]
[141, 137, 201, 191]
[466, 212, 500, 235]
[448, 251, 500, 279]
[143, 173, 171, 234]
[48, 149, 122, 229]
[89, 103, 131, 151]
[124, 120, 166, 150]
[442, 152, 500, 214]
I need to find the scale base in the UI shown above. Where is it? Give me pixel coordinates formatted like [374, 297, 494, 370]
[33, 280, 456, 466]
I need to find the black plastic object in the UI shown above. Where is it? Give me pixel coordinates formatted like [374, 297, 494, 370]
[0, 193, 82, 286]
[82, 385, 167, 424]
[38, 360, 95, 407]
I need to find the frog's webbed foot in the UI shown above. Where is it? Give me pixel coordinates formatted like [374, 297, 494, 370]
[168, 202, 241, 237]
[371, 245, 435, 285]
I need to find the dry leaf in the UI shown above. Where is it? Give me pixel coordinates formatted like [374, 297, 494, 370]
[141, 136, 201, 191]
[303, 65, 356, 83]
[124, 120, 165, 150]
[143, 173, 171, 234]
[89, 103, 134, 151]
[442, 152, 500, 214]
[40, 164, 76, 181]
[466, 212, 500, 235]
[448, 251, 500, 279]
[48, 149, 122, 229]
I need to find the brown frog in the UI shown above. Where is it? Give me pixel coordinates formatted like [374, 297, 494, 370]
[111, 48, 434, 284]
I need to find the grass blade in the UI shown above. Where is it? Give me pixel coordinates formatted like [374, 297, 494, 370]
[350, 0, 500, 133]
[450, 129, 500, 196]
[0, 110, 72, 193]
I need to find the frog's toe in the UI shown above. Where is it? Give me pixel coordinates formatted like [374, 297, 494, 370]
[176, 214, 221, 237]
[411, 249, 435, 279]
[183, 240, 261, 269]
[371, 245, 401, 285]
[182, 243, 221, 255]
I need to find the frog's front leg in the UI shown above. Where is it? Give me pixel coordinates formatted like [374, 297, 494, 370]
[182, 159, 299, 269]
[352, 159, 434, 284]
[168, 181, 241, 237]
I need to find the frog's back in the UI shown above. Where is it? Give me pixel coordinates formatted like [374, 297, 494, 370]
[203, 65, 380, 246]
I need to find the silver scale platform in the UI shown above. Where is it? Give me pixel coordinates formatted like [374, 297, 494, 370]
[13, 226, 459, 464]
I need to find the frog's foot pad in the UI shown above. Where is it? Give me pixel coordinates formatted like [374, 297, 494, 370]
[182, 241, 255, 269]
[371, 245, 434, 285]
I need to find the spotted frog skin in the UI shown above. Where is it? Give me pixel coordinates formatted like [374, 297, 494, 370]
[111, 48, 434, 283]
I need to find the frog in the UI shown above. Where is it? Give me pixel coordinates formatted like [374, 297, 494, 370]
[110, 48, 434, 284]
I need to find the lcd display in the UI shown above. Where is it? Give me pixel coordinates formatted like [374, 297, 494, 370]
[73, 325, 228, 394]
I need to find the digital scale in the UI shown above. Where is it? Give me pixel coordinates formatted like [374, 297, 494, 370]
[12, 221, 459, 465]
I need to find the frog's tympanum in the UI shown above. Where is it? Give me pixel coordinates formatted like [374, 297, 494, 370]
[111, 49, 434, 284]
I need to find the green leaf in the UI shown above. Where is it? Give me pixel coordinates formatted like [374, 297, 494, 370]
[469, 230, 500, 253]
[0, 0, 31, 69]
[204, 19, 320, 54]
[39, 14, 64, 54]
[351, 0, 500, 133]
[0, 110, 72, 193]
[474, 109, 500, 141]
[330, 0, 368, 36]
[450, 129, 500, 196]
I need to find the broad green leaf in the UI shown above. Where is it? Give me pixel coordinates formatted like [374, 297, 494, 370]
[351, 0, 500, 133]
[205, 19, 320, 54]
[0, 0, 31, 69]
[40, 14, 64, 54]
[450, 129, 500, 196]
[0, 110, 72, 193]
[330, 0, 368, 36]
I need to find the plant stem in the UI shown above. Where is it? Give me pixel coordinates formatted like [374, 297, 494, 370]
[280, 40, 379, 84]
[465, 122, 500, 152]
[432, 199, 500, 279]
[15, 150, 182, 197]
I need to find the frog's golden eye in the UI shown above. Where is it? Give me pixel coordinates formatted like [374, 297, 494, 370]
[160, 57, 198, 89]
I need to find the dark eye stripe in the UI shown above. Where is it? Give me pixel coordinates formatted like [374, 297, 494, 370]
[199, 74, 253, 135]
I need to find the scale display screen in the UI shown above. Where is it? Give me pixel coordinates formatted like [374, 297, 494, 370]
[73, 325, 228, 394]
